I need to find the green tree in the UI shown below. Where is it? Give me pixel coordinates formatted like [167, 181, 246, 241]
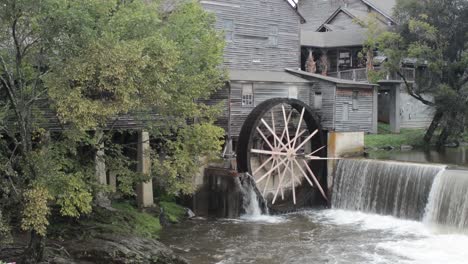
[0, 0, 225, 261]
[371, 0, 468, 146]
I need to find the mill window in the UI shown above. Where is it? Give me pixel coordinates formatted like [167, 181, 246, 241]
[314, 92, 322, 110]
[342, 103, 349, 121]
[267, 25, 278, 47]
[224, 19, 234, 42]
[242, 83, 254, 107]
[289, 86, 298, 99]
[352, 91, 359, 110]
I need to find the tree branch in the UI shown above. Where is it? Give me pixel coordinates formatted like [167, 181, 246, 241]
[397, 70, 435, 106]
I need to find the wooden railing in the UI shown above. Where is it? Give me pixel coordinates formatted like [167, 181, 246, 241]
[329, 67, 416, 82]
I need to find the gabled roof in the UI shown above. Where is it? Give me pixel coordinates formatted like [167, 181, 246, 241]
[361, 0, 396, 23]
[301, 29, 367, 48]
[321, 24, 345, 32]
[315, 1, 397, 32]
[283, 0, 307, 23]
[229, 70, 312, 84]
[285, 68, 377, 88]
[316, 7, 369, 32]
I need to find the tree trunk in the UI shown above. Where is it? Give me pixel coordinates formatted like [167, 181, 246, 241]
[424, 110, 443, 143]
[436, 127, 449, 150]
[21, 231, 45, 264]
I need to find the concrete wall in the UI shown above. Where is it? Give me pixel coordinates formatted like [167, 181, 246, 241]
[327, 131, 364, 189]
[378, 83, 434, 131]
[399, 86, 434, 129]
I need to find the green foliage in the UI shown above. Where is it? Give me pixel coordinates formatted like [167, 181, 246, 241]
[0, 210, 12, 245]
[366, 69, 386, 84]
[160, 201, 186, 223]
[21, 186, 51, 236]
[365, 0, 468, 144]
[154, 123, 225, 195]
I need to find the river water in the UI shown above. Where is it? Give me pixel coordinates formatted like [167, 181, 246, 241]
[160, 210, 468, 264]
[160, 150, 468, 264]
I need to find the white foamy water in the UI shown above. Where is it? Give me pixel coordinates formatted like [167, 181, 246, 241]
[238, 214, 287, 224]
[308, 209, 468, 264]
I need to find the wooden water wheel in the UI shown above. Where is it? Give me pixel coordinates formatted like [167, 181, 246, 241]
[237, 98, 329, 208]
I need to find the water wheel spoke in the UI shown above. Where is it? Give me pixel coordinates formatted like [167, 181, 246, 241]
[261, 118, 288, 150]
[305, 156, 340, 160]
[256, 127, 275, 151]
[263, 158, 275, 196]
[307, 145, 327, 157]
[251, 149, 287, 156]
[272, 159, 290, 204]
[294, 158, 314, 187]
[253, 156, 274, 175]
[271, 109, 277, 148]
[292, 107, 305, 149]
[290, 161, 296, 204]
[294, 129, 318, 152]
[303, 160, 328, 202]
[255, 156, 288, 184]
[278, 110, 293, 143]
[281, 105, 292, 148]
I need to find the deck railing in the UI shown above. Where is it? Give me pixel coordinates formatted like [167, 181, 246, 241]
[329, 67, 416, 82]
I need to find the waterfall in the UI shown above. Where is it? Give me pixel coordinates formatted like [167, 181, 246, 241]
[332, 159, 445, 220]
[424, 170, 468, 231]
[239, 173, 269, 217]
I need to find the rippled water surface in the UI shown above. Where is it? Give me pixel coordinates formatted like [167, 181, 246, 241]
[159, 210, 468, 264]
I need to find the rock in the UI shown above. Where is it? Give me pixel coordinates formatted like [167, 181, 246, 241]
[159, 208, 170, 227]
[400, 145, 413, 151]
[185, 208, 195, 219]
[62, 234, 188, 264]
[444, 142, 460, 148]
[382, 146, 395, 151]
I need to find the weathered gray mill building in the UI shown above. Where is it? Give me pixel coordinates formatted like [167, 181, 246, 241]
[201, 0, 378, 148]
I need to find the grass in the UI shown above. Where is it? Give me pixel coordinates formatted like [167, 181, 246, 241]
[49, 201, 162, 240]
[365, 123, 426, 148]
[111, 202, 162, 238]
[160, 201, 186, 223]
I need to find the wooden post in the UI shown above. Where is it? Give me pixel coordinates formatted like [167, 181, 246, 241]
[389, 85, 401, 133]
[109, 171, 117, 193]
[137, 130, 154, 208]
[95, 130, 111, 207]
[372, 86, 379, 134]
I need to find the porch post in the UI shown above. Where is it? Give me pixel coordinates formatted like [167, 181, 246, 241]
[389, 85, 401, 133]
[137, 130, 154, 208]
[372, 86, 378, 134]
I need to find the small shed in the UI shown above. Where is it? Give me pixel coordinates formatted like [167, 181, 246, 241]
[286, 68, 378, 134]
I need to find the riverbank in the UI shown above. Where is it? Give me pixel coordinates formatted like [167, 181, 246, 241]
[1, 201, 189, 264]
[365, 123, 425, 150]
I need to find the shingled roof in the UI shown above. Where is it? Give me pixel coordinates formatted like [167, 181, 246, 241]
[361, 0, 397, 22]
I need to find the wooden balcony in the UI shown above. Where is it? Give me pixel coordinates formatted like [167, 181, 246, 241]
[329, 67, 416, 83]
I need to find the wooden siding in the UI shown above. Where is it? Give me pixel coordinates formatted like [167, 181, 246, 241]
[201, 0, 301, 71]
[227, 81, 313, 137]
[310, 79, 336, 131]
[328, 11, 363, 30]
[298, 0, 365, 31]
[334, 87, 374, 132]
